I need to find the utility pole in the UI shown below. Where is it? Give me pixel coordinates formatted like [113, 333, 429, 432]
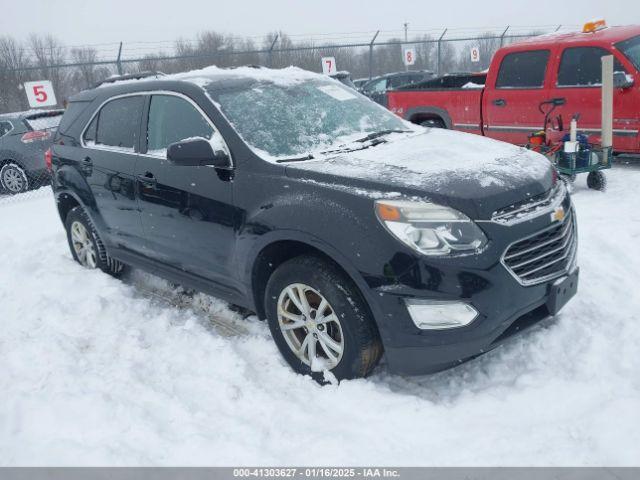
[404, 22, 409, 71]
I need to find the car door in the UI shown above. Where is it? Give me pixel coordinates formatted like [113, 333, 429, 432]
[80, 95, 146, 252]
[483, 49, 552, 145]
[548, 45, 637, 151]
[134, 92, 236, 286]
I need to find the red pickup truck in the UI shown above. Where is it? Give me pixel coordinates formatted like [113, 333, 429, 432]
[387, 23, 640, 154]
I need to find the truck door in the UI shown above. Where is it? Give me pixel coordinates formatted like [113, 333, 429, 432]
[548, 46, 638, 152]
[483, 49, 552, 145]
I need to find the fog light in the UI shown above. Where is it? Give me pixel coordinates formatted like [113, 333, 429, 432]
[405, 299, 478, 330]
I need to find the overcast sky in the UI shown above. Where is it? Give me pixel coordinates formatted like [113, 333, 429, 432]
[2, 0, 636, 48]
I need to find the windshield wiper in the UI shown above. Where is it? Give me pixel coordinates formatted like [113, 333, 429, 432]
[276, 154, 315, 163]
[356, 129, 412, 143]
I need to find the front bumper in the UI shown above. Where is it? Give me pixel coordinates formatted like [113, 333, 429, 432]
[365, 196, 578, 376]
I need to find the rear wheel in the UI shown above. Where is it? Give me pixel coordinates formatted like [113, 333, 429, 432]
[419, 118, 446, 129]
[64, 206, 127, 277]
[0, 162, 29, 194]
[264, 255, 382, 382]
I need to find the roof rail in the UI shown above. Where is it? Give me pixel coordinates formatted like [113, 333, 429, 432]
[94, 71, 166, 88]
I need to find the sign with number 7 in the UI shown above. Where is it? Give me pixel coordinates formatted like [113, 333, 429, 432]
[24, 80, 58, 108]
[321, 57, 337, 75]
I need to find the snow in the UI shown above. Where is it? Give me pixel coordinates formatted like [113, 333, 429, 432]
[293, 129, 552, 190]
[1, 165, 640, 466]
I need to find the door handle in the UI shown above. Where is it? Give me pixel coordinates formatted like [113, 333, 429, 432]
[80, 156, 93, 175]
[137, 172, 157, 187]
[492, 99, 506, 107]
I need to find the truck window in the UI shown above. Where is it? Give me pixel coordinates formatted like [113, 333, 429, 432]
[558, 47, 626, 87]
[496, 50, 550, 88]
[616, 35, 640, 71]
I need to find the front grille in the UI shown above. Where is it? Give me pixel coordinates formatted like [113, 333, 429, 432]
[502, 209, 576, 285]
[492, 182, 565, 225]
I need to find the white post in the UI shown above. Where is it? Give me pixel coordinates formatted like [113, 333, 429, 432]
[601, 55, 614, 148]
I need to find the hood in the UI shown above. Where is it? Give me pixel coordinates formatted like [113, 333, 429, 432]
[285, 128, 554, 219]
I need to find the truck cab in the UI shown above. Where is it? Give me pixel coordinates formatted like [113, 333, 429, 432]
[388, 24, 640, 155]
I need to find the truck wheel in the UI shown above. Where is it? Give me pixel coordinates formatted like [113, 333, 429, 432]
[587, 171, 607, 191]
[264, 255, 383, 382]
[64, 206, 127, 277]
[420, 118, 446, 129]
[0, 162, 29, 194]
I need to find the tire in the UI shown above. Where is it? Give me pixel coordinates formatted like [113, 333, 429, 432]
[587, 171, 607, 191]
[64, 206, 127, 277]
[264, 255, 383, 382]
[420, 118, 446, 129]
[0, 162, 29, 194]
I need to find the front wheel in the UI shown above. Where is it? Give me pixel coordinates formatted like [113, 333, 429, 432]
[264, 255, 382, 382]
[64, 206, 127, 277]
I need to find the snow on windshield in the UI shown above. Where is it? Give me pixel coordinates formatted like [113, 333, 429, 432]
[205, 78, 407, 159]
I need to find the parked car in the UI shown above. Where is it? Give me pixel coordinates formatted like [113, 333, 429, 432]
[353, 78, 369, 90]
[387, 22, 640, 155]
[0, 109, 64, 194]
[50, 66, 578, 381]
[361, 70, 435, 105]
[330, 71, 357, 89]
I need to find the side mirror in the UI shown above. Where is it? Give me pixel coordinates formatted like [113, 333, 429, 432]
[614, 71, 634, 89]
[166, 137, 231, 168]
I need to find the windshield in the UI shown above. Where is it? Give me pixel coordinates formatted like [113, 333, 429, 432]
[206, 78, 407, 159]
[617, 35, 640, 72]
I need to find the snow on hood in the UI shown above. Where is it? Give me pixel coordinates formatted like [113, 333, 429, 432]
[291, 128, 552, 190]
[286, 128, 554, 218]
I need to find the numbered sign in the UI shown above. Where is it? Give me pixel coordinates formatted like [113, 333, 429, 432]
[24, 81, 57, 108]
[321, 57, 337, 75]
[403, 47, 417, 66]
[470, 46, 480, 63]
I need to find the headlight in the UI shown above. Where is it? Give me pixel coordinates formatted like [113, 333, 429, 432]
[375, 200, 487, 256]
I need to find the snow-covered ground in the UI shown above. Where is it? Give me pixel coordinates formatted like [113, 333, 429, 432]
[1, 165, 639, 466]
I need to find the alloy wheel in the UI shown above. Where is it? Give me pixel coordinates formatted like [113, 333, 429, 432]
[277, 283, 344, 370]
[70, 221, 98, 268]
[1, 165, 27, 193]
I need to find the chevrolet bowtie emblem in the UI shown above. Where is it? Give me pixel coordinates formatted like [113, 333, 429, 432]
[551, 206, 565, 222]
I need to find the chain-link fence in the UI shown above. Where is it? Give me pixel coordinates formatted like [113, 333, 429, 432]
[0, 24, 574, 205]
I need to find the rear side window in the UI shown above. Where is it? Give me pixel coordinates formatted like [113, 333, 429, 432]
[84, 96, 144, 151]
[557, 47, 626, 86]
[0, 121, 12, 137]
[146, 95, 214, 154]
[57, 102, 90, 135]
[496, 50, 550, 88]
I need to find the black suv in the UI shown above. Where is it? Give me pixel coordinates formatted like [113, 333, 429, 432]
[51, 67, 578, 381]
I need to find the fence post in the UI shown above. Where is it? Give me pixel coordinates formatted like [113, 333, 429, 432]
[437, 28, 447, 77]
[267, 35, 279, 68]
[500, 26, 510, 48]
[555, 24, 562, 32]
[116, 42, 123, 75]
[368, 30, 379, 80]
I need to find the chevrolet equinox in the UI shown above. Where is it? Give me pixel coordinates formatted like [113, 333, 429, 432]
[50, 67, 579, 381]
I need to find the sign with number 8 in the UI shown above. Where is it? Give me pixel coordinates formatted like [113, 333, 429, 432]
[24, 80, 57, 108]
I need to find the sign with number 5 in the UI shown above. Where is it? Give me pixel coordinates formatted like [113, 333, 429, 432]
[24, 81, 57, 108]
[321, 57, 336, 75]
